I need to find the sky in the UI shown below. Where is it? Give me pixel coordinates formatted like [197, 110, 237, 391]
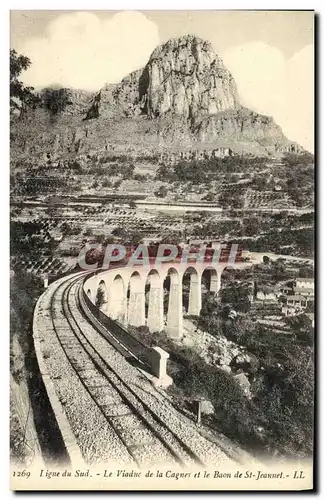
[10, 10, 314, 152]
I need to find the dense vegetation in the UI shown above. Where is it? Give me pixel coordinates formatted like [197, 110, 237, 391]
[157, 155, 268, 183]
[131, 317, 313, 458]
[41, 87, 72, 116]
[10, 270, 43, 376]
[11, 173, 68, 196]
[197, 265, 314, 457]
[11, 221, 55, 259]
[231, 227, 314, 257]
[156, 152, 314, 211]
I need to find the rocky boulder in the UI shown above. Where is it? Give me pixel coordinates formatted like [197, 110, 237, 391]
[231, 352, 259, 374]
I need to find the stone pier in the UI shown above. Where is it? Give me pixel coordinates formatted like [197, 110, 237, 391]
[166, 280, 183, 339]
[127, 290, 145, 327]
[188, 272, 202, 316]
[108, 276, 127, 324]
[210, 272, 222, 294]
[147, 284, 164, 332]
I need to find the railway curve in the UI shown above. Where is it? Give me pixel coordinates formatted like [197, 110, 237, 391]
[33, 270, 241, 468]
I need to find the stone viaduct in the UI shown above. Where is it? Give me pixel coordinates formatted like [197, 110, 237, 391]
[84, 260, 252, 339]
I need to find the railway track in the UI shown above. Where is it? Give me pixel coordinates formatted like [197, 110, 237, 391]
[50, 274, 205, 468]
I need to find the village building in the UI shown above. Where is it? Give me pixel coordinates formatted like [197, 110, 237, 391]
[280, 285, 294, 295]
[282, 304, 304, 317]
[294, 277, 314, 289]
[286, 294, 308, 308]
[294, 287, 314, 298]
[256, 291, 277, 301]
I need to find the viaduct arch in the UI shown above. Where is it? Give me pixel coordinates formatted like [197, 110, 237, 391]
[85, 260, 251, 339]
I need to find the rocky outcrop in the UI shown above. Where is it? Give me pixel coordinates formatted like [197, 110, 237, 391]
[88, 69, 145, 119]
[86, 35, 239, 123]
[194, 107, 285, 144]
[142, 35, 238, 120]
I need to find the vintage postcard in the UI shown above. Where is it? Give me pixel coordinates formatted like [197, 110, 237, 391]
[10, 9, 314, 491]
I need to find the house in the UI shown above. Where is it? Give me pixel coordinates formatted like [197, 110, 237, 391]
[282, 304, 303, 317]
[294, 287, 314, 298]
[286, 295, 308, 308]
[233, 373, 251, 399]
[256, 291, 277, 301]
[294, 277, 314, 290]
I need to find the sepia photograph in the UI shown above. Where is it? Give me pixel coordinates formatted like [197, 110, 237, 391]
[9, 8, 314, 491]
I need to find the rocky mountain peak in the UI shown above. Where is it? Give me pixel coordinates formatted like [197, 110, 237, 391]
[85, 34, 239, 122]
[142, 34, 238, 120]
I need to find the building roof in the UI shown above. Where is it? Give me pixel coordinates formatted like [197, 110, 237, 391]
[287, 295, 307, 301]
[294, 287, 314, 294]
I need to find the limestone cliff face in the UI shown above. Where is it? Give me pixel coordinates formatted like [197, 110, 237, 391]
[195, 108, 285, 143]
[86, 35, 239, 122]
[142, 35, 239, 119]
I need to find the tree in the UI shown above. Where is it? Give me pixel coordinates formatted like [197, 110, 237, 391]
[95, 287, 106, 309]
[10, 49, 40, 114]
[220, 281, 251, 313]
[254, 344, 314, 457]
[102, 179, 111, 188]
[286, 314, 314, 346]
[155, 186, 168, 198]
[198, 293, 222, 334]
[244, 216, 261, 237]
[42, 87, 72, 116]
[111, 226, 127, 239]
[121, 164, 135, 180]
[203, 192, 215, 202]
[160, 231, 182, 245]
